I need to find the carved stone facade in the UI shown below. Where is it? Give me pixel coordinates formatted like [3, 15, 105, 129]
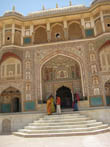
[0, 0, 110, 112]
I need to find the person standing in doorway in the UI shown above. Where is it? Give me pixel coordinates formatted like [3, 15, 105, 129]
[56, 95, 61, 115]
[73, 93, 79, 111]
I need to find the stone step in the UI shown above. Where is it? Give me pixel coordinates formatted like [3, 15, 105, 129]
[43, 115, 87, 120]
[25, 122, 103, 130]
[19, 124, 108, 134]
[35, 117, 90, 123]
[13, 127, 110, 138]
[44, 113, 81, 118]
[29, 120, 97, 126]
[13, 112, 110, 138]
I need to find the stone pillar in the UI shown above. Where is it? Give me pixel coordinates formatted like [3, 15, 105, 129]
[100, 11, 105, 33]
[34, 52, 42, 105]
[63, 20, 68, 40]
[91, 17, 97, 36]
[12, 24, 15, 44]
[2, 24, 5, 45]
[102, 89, 107, 106]
[47, 23, 51, 42]
[81, 18, 85, 29]
[21, 26, 25, 45]
[30, 24, 34, 44]
[21, 93, 25, 112]
[30, 24, 33, 35]
[81, 18, 86, 38]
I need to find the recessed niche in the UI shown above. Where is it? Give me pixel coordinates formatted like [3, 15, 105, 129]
[107, 24, 110, 27]
[7, 37, 10, 40]
[56, 33, 60, 39]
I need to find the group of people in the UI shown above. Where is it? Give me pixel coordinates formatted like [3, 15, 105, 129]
[46, 93, 80, 115]
[46, 95, 61, 115]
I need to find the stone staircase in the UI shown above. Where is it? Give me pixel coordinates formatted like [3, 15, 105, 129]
[13, 112, 110, 137]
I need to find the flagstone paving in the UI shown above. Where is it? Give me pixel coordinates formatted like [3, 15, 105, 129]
[0, 132, 110, 147]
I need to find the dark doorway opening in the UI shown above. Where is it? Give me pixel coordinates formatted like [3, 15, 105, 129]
[56, 86, 72, 109]
[12, 98, 21, 112]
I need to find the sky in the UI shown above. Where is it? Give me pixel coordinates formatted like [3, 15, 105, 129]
[0, 0, 94, 16]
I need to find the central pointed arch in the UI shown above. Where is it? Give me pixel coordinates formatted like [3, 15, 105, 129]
[39, 49, 86, 102]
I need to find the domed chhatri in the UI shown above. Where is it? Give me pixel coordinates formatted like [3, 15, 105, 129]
[91, 0, 110, 5]
[3, 6, 23, 17]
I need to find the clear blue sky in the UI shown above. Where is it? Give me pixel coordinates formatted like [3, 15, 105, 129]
[0, 0, 93, 16]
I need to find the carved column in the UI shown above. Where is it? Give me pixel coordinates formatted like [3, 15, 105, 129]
[30, 24, 33, 35]
[21, 26, 25, 45]
[34, 51, 42, 104]
[81, 18, 86, 38]
[30, 24, 34, 44]
[2, 24, 5, 45]
[63, 20, 68, 40]
[47, 23, 51, 42]
[12, 24, 15, 44]
[102, 85, 107, 106]
[100, 11, 105, 33]
[91, 17, 97, 36]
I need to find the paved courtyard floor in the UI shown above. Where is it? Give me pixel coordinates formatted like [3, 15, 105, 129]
[0, 132, 110, 147]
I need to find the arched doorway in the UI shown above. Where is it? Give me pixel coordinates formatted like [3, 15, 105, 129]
[105, 80, 110, 106]
[12, 97, 21, 112]
[56, 86, 72, 108]
[0, 87, 21, 113]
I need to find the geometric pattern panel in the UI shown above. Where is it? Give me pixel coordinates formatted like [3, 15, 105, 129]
[85, 29, 94, 37]
[1, 104, 11, 113]
[24, 37, 32, 44]
[90, 97, 103, 106]
[106, 96, 110, 105]
[24, 101, 35, 111]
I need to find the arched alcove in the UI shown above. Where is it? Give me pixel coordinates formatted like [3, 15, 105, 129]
[51, 24, 64, 42]
[34, 27, 47, 44]
[68, 23, 83, 40]
[0, 87, 21, 113]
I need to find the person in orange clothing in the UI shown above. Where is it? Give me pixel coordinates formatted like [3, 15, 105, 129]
[56, 95, 61, 115]
[47, 96, 52, 115]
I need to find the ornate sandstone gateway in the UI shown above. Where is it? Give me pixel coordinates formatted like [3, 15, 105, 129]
[0, 0, 110, 112]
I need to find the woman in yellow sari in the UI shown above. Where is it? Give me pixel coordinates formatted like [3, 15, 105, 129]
[50, 96, 55, 113]
[47, 97, 52, 115]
